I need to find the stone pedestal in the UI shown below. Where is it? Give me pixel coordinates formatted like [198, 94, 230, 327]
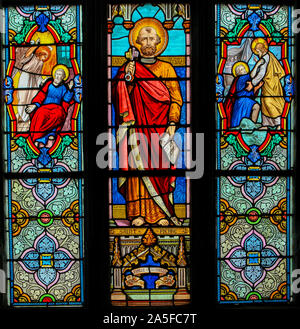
[111, 289, 127, 306]
[174, 267, 190, 305]
[174, 288, 190, 305]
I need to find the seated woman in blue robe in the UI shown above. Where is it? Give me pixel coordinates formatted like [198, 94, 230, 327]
[224, 62, 263, 128]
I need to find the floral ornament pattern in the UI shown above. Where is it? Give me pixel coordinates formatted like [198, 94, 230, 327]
[270, 198, 287, 233]
[245, 207, 262, 225]
[16, 6, 70, 20]
[19, 231, 75, 290]
[19, 159, 71, 205]
[63, 284, 81, 302]
[220, 283, 238, 301]
[227, 156, 280, 204]
[216, 74, 225, 103]
[3, 76, 13, 104]
[12, 200, 29, 236]
[270, 282, 287, 300]
[62, 201, 80, 235]
[245, 291, 262, 301]
[13, 285, 31, 303]
[39, 293, 56, 303]
[225, 229, 282, 287]
[219, 199, 238, 234]
[74, 74, 83, 103]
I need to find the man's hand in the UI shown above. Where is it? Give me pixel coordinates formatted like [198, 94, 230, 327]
[257, 81, 264, 88]
[257, 58, 265, 66]
[25, 104, 37, 114]
[125, 61, 135, 78]
[39, 79, 46, 88]
[166, 124, 176, 138]
[253, 81, 264, 94]
[68, 80, 74, 90]
[246, 81, 254, 91]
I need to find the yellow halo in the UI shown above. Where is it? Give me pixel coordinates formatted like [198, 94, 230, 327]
[251, 38, 269, 55]
[129, 18, 168, 57]
[52, 64, 69, 81]
[232, 61, 249, 77]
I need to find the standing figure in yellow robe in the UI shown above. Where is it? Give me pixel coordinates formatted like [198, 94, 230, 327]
[112, 18, 183, 227]
[246, 38, 286, 129]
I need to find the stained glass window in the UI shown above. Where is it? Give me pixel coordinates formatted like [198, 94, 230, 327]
[215, 4, 295, 303]
[2, 5, 84, 306]
[107, 3, 191, 306]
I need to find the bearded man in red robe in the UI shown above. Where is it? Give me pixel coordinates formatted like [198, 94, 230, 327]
[112, 19, 183, 227]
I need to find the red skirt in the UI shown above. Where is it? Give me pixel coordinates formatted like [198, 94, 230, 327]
[30, 103, 66, 142]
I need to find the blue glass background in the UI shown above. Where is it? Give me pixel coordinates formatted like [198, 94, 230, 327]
[111, 4, 185, 56]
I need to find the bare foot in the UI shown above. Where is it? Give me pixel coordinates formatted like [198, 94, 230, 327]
[46, 136, 55, 148]
[157, 219, 169, 226]
[132, 217, 145, 226]
[170, 216, 182, 226]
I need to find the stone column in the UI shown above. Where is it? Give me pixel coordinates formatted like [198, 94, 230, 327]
[174, 236, 190, 305]
[111, 237, 126, 305]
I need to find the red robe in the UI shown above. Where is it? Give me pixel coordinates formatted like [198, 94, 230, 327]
[112, 61, 176, 219]
[224, 78, 238, 128]
[29, 79, 73, 142]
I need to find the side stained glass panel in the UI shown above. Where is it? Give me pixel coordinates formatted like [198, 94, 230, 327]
[108, 3, 191, 306]
[2, 5, 84, 306]
[215, 4, 295, 303]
